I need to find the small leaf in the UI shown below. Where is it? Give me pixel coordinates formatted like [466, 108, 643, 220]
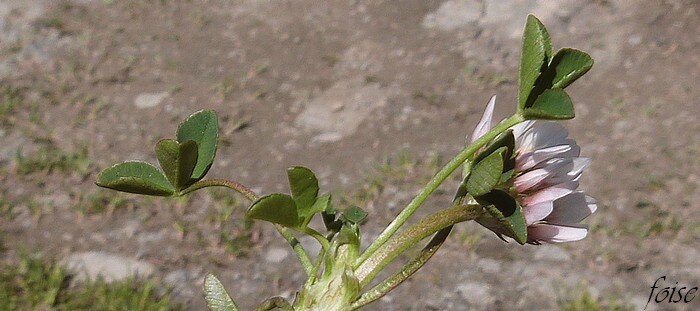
[204, 274, 238, 311]
[299, 193, 330, 227]
[155, 139, 198, 190]
[177, 141, 199, 187]
[466, 147, 506, 197]
[96, 161, 175, 196]
[177, 110, 218, 180]
[522, 88, 575, 120]
[336, 224, 360, 248]
[155, 140, 178, 185]
[499, 169, 515, 185]
[287, 166, 319, 210]
[246, 194, 299, 227]
[476, 190, 527, 244]
[472, 130, 514, 165]
[341, 206, 368, 224]
[518, 14, 552, 110]
[549, 48, 593, 89]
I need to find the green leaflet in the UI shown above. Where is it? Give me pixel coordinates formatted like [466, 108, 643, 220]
[476, 189, 528, 245]
[95, 161, 175, 196]
[466, 147, 506, 197]
[549, 48, 594, 89]
[247, 194, 299, 228]
[522, 88, 575, 120]
[155, 139, 198, 190]
[176, 110, 218, 180]
[518, 14, 552, 110]
[287, 166, 320, 212]
[204, 274, 238, 311]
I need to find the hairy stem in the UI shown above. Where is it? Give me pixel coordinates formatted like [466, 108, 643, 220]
[181, 179, 314, 276]
[349, 226, 453, 310]
[180, 178, 257, 201]
[302, 227, 331, 252]
[353, 186, 478, 307]
[356, 114, 523, 267]
[304, 247, 327, 287]
[278, 225, 314, 276]
[355, 204, 483, 287]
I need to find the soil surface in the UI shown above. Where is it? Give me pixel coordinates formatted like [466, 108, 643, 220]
[1, 0, 698, 310]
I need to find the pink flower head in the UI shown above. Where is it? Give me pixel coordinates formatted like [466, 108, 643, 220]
[470, 96, 597, 244]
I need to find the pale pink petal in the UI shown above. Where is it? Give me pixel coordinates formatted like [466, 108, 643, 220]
[527, 122, 569, 150]
[516, 121, 568, 152]
[516, 144, 572, 171]
[586, 195, 597, 213]
[514, 169, 551, 192]
[523, 201, 553, 225]
[528, 224, 588, 243]
[515, 126, 536, 152]
[545, 193, 597, 224]
[470, 95, 497, 143]
[494, 119, 596, 244]
[522, 181, 578, 206]
[546, 157, 590, 186]
[511, 120, 535, 138]
[514, 159, 570, 192]
[567, 157, 590, 179]
[514, 122, 542, 152]
[561, 139, 581, 158]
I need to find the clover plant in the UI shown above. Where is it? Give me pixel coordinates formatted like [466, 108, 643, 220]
[96, 15, 596, 310]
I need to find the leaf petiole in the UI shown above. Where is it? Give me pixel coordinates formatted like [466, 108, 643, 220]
[180, 179, 314, 276]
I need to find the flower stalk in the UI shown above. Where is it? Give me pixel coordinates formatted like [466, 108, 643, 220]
[349, 226, 453, 310]
[355, 114, 523, 267]
[355, 202, 483, 287]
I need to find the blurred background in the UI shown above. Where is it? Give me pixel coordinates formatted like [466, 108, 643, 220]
[0, 0, 697, 310]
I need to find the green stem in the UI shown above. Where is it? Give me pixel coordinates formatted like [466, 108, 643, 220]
[278, 225, 314, 276]
[181, 179, 314, 276]
[355, 114, 523, 267]
[180, 179, 257, 201]
[353, 183, 478, 307]
[302, 227, 331, 252]
[349, 226, 453, 310]
[355, 204, 483, 287]
[305, 246, 327, 286]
